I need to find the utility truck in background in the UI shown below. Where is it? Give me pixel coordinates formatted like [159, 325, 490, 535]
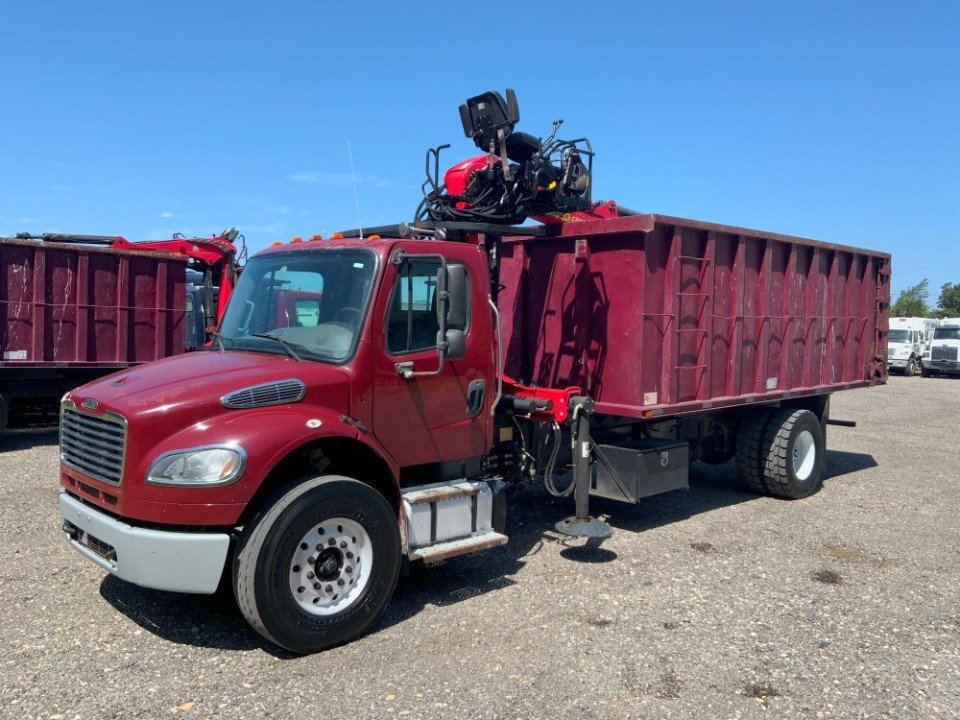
[56, 90, 890, 653]
[0, 230, 242, 433]
[886, 316, 934, 376]
[922, 323, 960, 377]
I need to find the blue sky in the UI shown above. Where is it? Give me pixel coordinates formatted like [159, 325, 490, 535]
[2, 1, 957, 303]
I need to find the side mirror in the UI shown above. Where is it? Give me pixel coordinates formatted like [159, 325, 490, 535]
[435, 264, 468, 362]
[445, 264, 468, 332]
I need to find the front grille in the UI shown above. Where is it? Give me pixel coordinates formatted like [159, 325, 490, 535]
[75, 527, 117, 565]
[60, 407, 126, 485]
[932, 345, 959, 362]
[221, 378, 306, 409]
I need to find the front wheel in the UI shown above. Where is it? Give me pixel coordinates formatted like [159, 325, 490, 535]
[233, 475, 401, 654]
[905, 358, 917, 376]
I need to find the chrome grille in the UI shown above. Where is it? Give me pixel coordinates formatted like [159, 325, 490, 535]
[60, 407, 126, 485]
[221, 379, 306, 409]
[932, 345, 958, 362]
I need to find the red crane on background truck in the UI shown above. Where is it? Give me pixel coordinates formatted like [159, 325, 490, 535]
[0, 229, 241, 432]
[56, 91, 890, 653]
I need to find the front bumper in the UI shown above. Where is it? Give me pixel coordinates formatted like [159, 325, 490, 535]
[59, 491, 230, 594]
[887, 358, 910, 368]
[925, 360, 960, 374]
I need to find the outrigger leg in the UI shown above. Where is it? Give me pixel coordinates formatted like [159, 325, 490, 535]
[555, 396, 612, 539]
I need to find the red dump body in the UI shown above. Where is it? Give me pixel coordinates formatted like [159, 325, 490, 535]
[497, 214, 891, 419]
[0, 237, 187, 367]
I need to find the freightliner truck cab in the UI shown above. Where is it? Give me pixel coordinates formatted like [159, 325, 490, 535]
[59, 236, 511, 652]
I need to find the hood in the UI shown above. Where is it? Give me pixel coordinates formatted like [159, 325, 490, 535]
[69, 349, 350, 425]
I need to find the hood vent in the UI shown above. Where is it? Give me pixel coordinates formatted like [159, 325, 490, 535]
[221, 379, 306, 409]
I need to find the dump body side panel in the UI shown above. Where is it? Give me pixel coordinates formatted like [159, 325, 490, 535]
[497, 214, 889, 420]
[0, 238, 187, 368]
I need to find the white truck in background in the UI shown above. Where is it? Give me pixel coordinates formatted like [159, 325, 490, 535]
[887, 317, 934, 376]
[922, 323, 960, 378]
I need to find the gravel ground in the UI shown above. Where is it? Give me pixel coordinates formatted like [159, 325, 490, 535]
[1, 375, 958, 720]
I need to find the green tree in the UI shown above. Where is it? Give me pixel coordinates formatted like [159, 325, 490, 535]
[891, 278, 930, 317]
[937, 282, 960, 316]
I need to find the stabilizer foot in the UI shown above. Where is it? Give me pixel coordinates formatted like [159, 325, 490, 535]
[555, 516, 612, 539]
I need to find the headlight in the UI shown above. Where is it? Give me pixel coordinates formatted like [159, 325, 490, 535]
[147, 446, 245, 487]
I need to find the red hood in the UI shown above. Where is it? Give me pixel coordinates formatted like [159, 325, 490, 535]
[69, 349, 348, 423]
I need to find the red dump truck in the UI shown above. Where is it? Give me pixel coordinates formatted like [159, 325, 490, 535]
[0, 231, 240, 432]
[57, 91, 889, 653]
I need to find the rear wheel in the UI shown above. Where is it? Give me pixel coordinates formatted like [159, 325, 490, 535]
[233, 475, 401, 654]
[735, 408, 825, 499]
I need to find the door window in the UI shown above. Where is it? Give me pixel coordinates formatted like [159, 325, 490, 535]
[386, 261, 469, 355]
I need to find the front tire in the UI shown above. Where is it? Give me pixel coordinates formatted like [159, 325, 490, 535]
[736, 408, 826, 499]
[233, 475, 401, 654]
[905, 358, 916, 376]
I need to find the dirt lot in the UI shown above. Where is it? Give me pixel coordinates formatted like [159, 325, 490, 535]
[1, 375, 957, 719]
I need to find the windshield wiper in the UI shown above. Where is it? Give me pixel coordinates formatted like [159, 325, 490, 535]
[251, 330, 303, 363]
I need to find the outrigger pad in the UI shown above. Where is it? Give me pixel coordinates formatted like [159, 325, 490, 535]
[555, 516, 612, 540]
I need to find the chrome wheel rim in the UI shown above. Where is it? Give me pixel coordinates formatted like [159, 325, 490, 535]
[289, 517, 373, 616]
[792, 430, 816, 481]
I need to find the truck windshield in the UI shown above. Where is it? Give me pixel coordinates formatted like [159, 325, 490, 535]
[216, 249, 376, 362]
[887, 330, 909, 343]
[934, 328, 960, 341]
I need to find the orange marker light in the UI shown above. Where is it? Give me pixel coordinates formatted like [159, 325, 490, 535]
[367, 234, 381, 241]
[309, 234, 323, 242]
[290, 236, 303, 243]
[329, 232, 344, 240]
[270, 241, 283, 247]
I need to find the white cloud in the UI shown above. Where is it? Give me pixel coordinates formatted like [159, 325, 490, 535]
[148, 227, 207, 239]
[241, 221, 287, 235]
[19, 216, 42, 223]
[287, 171, 393, 188]
[160, 211, 175, 218]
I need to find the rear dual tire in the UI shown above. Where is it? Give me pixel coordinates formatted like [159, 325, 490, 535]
[233, 475, 401, 654]
[735, 408, 825, 499]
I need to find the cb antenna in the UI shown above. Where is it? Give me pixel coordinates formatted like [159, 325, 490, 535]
[347, 139, 363, 238]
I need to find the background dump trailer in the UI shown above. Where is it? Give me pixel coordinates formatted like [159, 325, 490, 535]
[497, 213, 890, 419]
[0, 234, 235, 432]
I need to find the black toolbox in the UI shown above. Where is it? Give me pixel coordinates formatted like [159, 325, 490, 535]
[591, 437, 689, 504]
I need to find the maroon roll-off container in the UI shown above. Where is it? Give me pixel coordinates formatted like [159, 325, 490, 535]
[497, 213, 891, 419]
[0, 237, 188, 430]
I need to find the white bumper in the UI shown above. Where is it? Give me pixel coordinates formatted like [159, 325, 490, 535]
[59, 491, 231, 594]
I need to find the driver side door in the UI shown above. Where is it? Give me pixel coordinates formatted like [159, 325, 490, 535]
[371, 251, 493, 469]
